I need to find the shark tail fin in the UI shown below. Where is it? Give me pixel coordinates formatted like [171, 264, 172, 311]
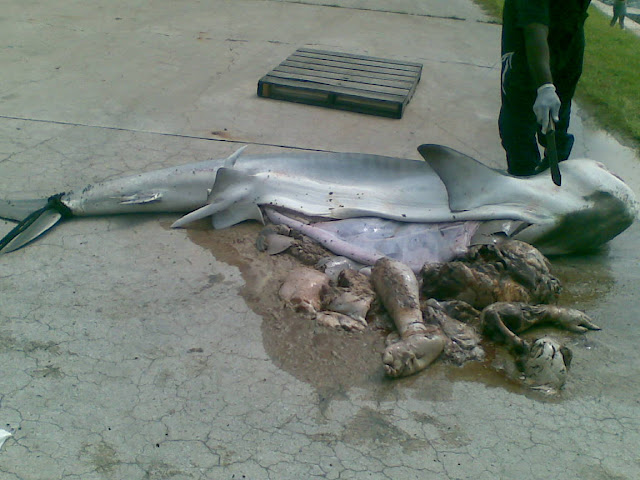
[417, 144, 515, 211]
[0, 194, 73, 254]
[0, 198, 49, 222]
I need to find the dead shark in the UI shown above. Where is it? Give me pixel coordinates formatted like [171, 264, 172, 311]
[0, 144, 637, 256]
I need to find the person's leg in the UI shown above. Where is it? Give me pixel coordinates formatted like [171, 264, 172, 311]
[538, 33, 584, 165]
[500, 95, 541, 176]
[499, 53, 541, 176]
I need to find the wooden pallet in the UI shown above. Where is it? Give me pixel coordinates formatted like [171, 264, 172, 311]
[257, 48, 422, 119]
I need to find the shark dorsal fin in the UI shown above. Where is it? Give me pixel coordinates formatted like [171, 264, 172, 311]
[223, 145, 248, 168]
[417, 144, 519, 212]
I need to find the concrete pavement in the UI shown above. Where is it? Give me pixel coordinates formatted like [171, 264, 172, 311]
[1, 1, 639, 479]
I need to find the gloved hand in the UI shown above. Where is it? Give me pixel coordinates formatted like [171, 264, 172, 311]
[533, 83, 561, 133]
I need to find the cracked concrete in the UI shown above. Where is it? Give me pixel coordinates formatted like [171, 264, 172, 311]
[1, 1, 640, 479]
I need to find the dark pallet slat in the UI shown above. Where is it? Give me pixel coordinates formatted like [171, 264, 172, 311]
[290, 52, 422, 75]
[260, 75, 406, 103]
[257, 48, 422, 119]
[282, 58, 418, 81]
[295, 47, 423, 70]
[266, 70, 410, 97]
[277, 62, 416, 88]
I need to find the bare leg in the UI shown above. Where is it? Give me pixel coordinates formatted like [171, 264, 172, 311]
[371, 258, 445, 377]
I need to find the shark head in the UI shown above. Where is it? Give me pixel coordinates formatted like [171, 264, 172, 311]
[512, 160, 638, 254]
[418, 145, 638, 255]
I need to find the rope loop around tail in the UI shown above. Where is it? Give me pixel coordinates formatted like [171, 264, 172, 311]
[47, 193, 73, 218]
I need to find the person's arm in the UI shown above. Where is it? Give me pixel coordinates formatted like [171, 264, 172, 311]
[523, 22, 560, 132]
[523, 23, 552, 88]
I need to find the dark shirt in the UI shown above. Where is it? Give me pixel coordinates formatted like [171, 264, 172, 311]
[502, 0, 591, 88]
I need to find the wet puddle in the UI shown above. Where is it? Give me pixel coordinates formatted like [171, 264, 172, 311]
[185, 220, 389, 392]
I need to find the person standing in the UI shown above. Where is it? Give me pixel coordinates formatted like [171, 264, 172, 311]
[499, 0, 591, 177]
[610, 0, 627, 29]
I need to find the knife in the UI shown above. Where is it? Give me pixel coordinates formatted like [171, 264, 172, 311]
[546, 114, 561, 186]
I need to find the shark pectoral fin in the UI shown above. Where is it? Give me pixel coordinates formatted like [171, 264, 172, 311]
[117, 192, 163, 205]
[0, 207, 63, 254]
[418, 144, 514, 211]
[470, 220, 530, 245]
[171, 167, 261, 228]
[212, 202, 264, 229]
[171, 202, 225, 228]
[172, 197, 263, 229]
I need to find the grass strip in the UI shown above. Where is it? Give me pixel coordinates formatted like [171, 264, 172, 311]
[473, 0, 640, 146]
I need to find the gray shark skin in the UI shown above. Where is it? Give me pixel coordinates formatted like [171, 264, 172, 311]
[0, 144, 637, 255]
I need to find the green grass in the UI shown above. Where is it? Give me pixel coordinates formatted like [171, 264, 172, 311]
[473, 0, 640, 146]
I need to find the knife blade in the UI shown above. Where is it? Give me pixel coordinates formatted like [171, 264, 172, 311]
[546, 115, 561, 186]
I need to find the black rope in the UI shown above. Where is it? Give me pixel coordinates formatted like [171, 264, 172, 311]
[47, 193, 73, 218]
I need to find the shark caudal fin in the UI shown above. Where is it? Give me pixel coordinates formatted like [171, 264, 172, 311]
[171, 167, 264, 229]
[0, 194, 72, 254]
[0, 198, 50, 222]
[417, 144, 521, 212]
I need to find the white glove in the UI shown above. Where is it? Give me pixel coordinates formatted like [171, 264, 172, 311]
[533, 83, 561, 133]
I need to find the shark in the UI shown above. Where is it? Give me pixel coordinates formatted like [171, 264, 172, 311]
[0, 144, 637, 257]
